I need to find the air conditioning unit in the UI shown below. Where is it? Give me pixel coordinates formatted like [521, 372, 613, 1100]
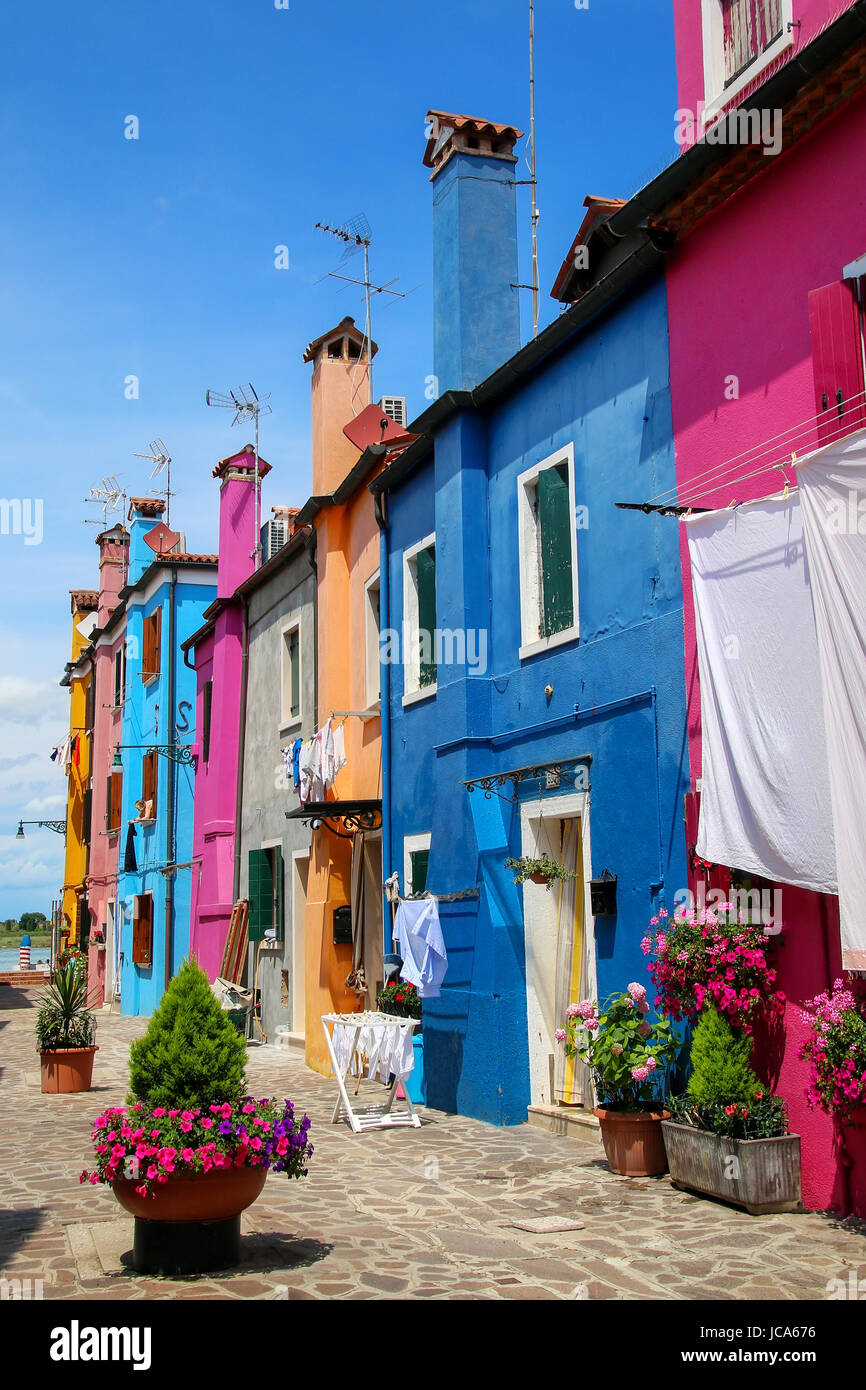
[378, 395, 407, 429]
[260, 518, 287, 564]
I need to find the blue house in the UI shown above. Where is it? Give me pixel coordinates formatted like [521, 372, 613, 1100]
[371, 112, 689, 1126]
[116, 498, 217, 1017]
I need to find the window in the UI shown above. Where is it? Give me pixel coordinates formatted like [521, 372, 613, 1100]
[517, 445, 579, 660]
[142, 608, 162, 682]
[106, 770, 122, 833]
[701, 0, 792, 116]
[113, 646, 126, 707]
[132, 893, 153, 966]
[248, 846, 284, 943]
[140, 750, 157, 820]
[365, 572, 381, 707]
[404, 833, 431, 896]
[402, 534, 437, 705]
[202, 680, 213, 764]
[808, 278, 866, 445]
[281, 620, 302, 727]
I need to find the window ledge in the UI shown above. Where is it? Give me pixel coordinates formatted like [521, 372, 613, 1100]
[703, 34, 793, 121]
[141, 674, 159, 687]
[360, 700, 381, 721]
[402, 684, 437, 708]
[519, 627, 579, 662]
[279, 717, 303, 737]
[135, 817, 156, 828]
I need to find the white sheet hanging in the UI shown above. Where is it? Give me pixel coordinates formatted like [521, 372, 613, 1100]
[797, 429, 866, 970]
[685, 491, 837, 895]
[393, 898, 448, 998]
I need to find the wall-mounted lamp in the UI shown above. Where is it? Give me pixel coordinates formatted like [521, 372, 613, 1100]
[16, 818, 67, 839]
[111, 742, 195, 767]
[590, 869, 618, 916]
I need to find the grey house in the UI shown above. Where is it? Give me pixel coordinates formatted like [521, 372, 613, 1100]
[238, 519, 316, 1043]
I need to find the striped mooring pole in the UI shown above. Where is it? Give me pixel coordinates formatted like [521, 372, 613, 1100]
[19, 934, 31, 971]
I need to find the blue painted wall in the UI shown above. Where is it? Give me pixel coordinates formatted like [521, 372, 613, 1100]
[384, 274, 689, 1125]
[117, 510, 215, 1017]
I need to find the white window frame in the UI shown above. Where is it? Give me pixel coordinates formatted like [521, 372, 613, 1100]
[279, 613, 303, 733]
[402, 532, 437, 707]
[517, 442, 579, 661]
[403, 832, 432, 897]
[364, 570, 382, 711]
[700, 0, 793, 121]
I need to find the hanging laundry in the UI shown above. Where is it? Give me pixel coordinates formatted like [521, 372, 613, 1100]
[291, 737, 302, 792]
[393, 897, 448, 999]
[685, 492, 836, 895]
[321, 718, 336, 788]
[298, 738, 318, 804]
[332, 719, 347, 781]
[52, 734, 72, 769]
[311, 727, 325, 802]
[280, 744, 293, 788]
[71, 734, 80, 767]
[798, 428, 866, 970]
[123, 822, 138, 874]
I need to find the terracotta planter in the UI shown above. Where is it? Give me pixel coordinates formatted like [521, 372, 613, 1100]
[39, 1046, 98, 1094]
[662, 1121, 803, 1215]
[528, 872, 550, 885]
[594, 1105, 669, 1177]
[112, 1165, 268, 1275]
[112, 1165, 267, 1223]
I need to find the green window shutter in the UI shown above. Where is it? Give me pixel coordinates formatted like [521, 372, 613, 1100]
[202, 681, 213, 764]
[248, 849, 273, 943]
[416, 546, 437, 687]
[273, 846, 285, 942]
[410, 849, 430, 895]
[289, 629, 300, 719]
[537, 462, 574, 637]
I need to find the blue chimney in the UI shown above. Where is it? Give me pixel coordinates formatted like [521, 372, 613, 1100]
[424, 110, 523, 395]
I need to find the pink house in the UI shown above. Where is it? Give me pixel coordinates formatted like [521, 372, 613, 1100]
[659, 1, 866, 1213]
[85, 523, 130, 1004]
[186, 449, 271, 983]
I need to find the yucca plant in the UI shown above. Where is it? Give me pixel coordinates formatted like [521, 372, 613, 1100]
[35, 962, 98, 1051]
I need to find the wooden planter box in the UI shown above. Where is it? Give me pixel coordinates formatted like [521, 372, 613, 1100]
[661, 1120, 803, 1215]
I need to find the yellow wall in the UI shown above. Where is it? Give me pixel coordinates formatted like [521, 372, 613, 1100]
[61, 602, 94, 946]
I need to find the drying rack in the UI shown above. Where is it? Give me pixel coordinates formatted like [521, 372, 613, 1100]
[321, 1011, 422, 1133]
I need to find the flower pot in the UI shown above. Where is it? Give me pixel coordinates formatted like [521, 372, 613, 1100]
[661, 1121, 803, 1215]
[528, 871, 549, 885]
[594, 1105, 669, 1177]
[112, 1166, 268, 1275]
[39, 1046, 98, 1094]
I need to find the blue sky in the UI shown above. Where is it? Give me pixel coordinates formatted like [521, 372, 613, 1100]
[0, 0, 677, 919]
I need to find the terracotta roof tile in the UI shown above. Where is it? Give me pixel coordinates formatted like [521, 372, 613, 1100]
[69, 589, 99, 612]
[303, 316, 378, 364]
[212, 448, 272, 481]
[127, 497, 166, 519]
[423, 110, 523, 169]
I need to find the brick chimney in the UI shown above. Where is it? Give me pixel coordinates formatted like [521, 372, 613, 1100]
[424, 110, 523, 394]
[94, 524, 129, 626]
[304, 317, 376, 496]
[212, 447, 272, 598]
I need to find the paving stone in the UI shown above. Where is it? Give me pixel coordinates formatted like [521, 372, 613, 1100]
[2, 983, 864, 1302]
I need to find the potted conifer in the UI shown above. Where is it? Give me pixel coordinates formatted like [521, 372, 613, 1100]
[662, 1006, 802, 1215]
[81, 959, 314, 1275]
[36, 962, 99, 1094]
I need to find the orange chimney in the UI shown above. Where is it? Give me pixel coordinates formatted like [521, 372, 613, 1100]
[303, 317, 377, 496]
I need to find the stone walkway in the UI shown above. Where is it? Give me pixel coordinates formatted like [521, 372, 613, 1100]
[2, 984, 864, 1301]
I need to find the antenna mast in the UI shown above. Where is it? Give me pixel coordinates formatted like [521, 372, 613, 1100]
[133, 439, 174, 527]
[204, 386, 271, 570]
[529, 0, 540, 339]
[315, 216, 409, 398]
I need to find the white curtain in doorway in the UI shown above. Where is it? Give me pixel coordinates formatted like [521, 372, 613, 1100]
[553, 818, 595, 1108]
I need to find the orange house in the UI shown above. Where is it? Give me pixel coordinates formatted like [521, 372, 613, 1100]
[291, 317, 393, 1076]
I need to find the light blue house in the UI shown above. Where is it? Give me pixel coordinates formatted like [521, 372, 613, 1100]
[371, 112, 689, 1126]
[116, 498, 217, 1017]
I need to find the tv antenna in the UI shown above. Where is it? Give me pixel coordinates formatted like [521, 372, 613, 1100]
[528, 0, 540, 338]
[84, 475, 126, 529]
[204, 384, 271, 570]
[315, 216, 411, 390]
[133, 438, 174, 526]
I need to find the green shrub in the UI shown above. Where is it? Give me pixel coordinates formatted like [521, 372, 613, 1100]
[127, 959, 247, 1110]
[686, 1005, 759, 1108]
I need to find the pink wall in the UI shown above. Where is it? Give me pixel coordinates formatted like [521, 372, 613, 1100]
[86, 527, 128, 1004]
[189, 453, 264, 980]
[672, 0, 857, 126]
[666, 87, 866, 1214]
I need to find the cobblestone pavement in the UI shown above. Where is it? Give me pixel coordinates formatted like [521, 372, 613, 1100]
[2, 985, 865, 1301]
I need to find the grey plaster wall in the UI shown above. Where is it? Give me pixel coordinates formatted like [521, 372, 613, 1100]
[239, 539, 316, 1043]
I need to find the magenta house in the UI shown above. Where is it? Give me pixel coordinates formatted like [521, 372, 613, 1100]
[595, 0, 866, 1214]
[185, 449, 270, 983]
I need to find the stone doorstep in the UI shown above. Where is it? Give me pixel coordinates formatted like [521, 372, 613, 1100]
[527, 1104, 601, 1145]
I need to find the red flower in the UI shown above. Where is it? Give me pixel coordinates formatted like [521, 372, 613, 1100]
[395, 994, 404, 1003]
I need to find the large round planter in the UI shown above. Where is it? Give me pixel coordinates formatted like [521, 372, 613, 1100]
[112, 1166, 267, 1276]
[594, 1105, 669, 1177]
[39, 1046, 98, 1094]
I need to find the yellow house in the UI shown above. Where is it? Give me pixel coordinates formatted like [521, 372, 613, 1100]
[59, 589, 99, 950]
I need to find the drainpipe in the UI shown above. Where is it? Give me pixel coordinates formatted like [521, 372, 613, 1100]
[232, 600, 250, 907]
[373, 491, 392, 927]
[164, 568, 177, 993]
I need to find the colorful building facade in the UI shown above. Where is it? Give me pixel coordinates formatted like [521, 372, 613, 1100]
[59, 589, 98, 953]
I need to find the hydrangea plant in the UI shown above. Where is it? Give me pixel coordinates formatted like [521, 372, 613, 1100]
[558, 984, 678, 1111]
